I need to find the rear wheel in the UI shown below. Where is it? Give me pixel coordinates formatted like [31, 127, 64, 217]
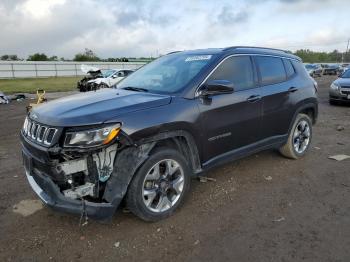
[126, 148, 191, 221]
[279, 113, 312, 159]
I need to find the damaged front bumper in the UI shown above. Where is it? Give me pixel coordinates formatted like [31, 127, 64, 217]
[21, 129, 155, 221]
[24, 169, 116, 220]
[21, 141, 118, 221]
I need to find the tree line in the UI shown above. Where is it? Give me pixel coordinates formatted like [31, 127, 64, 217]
[1, 48, 349, 63]
[0, 49, 150, 62]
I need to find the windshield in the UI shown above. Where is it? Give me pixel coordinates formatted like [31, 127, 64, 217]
[103, 69, 117, 78]
[341, 69, 350, 78]
[117, 53, 215, 94]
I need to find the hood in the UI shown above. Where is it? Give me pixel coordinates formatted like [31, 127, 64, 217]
[333, 77, 350, 86]
[30, 89, 171, 127]
[88, 78, 104, 84]
[81, 64, 100, 74]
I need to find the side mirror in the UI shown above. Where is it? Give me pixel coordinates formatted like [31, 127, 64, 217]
[198, 79, 234, 96]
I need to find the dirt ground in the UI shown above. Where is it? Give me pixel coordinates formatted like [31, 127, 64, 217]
[0, 76, 349, 262]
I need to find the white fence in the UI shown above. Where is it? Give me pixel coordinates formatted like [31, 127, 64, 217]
[0, 61, 146, 79]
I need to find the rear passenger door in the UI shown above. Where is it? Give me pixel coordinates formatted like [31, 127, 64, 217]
[255, 56, 297, 139]
[198, 55, 263, 162]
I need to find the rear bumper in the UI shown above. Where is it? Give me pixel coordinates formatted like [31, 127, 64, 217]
[25, 168, 116, 220]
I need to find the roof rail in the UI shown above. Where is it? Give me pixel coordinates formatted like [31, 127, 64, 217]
[223, 46, 289, 53]
[166, 51, 181, 55]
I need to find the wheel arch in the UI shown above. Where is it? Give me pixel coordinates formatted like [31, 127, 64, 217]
[288, 101, 318, 135]
[102, 130, 202, 207]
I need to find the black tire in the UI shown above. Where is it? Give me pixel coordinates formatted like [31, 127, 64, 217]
[279, 113, 313, 159]
[329, 99, 338, 105]
[126, 147, 191, 222]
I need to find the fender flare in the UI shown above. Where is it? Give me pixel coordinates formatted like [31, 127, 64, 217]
[287, 101, 318, 135]
[102, 130, 202, 208]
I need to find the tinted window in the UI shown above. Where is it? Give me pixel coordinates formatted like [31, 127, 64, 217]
[256, 56, 286, 85]
[209, 56, 255, 91]
[283, 59, 295, 78]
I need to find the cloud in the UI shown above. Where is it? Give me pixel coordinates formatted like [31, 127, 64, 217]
[216, 5, 248, 25]
[0, 0, 349, 58]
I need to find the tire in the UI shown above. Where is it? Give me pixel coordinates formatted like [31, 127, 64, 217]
[279, 113, 312, 159]
[126, 147, 191, 222]
[329, 99, 337, 105]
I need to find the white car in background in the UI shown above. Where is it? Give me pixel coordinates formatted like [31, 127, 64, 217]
[88, 69, 134, 88]
[78, 65, 134, 92]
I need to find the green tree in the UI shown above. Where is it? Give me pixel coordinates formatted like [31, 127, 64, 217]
[27, 53, 49, 61]
[73, 48, 100, 62]
[1, 54, 19, 61]
[49, 55, 58, 61]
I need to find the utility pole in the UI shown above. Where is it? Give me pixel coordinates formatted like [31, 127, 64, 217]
[346, 39, 350, 61]
[343, 39, 350, 63]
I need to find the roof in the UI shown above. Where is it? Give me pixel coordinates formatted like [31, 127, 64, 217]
[168, 46, 301, 61]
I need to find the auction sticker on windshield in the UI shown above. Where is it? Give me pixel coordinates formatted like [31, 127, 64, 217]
[185, 55, 212, 62]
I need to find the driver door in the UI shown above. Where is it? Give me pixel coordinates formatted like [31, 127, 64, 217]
[197, 55, 262, 163]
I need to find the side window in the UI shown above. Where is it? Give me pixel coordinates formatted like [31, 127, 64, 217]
[283, 59, 296, 78]
[208, 56, 255, 91]
[117, 71, 125, 77]
[256, 56, 286, 85]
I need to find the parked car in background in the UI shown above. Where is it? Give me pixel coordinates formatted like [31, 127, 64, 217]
[338, 63, 350, 75]
[87, 69, 134, 89]
[77, 65, 134, 92]
[321, 64, 339, 75]
[329, 69, 350, 104]
[21, 46, 318, 222]
[77, 65, 103, 92]
[305, 64, 322, 77]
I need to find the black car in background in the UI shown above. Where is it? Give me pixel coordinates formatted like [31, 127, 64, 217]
[21, 46, 318, 221]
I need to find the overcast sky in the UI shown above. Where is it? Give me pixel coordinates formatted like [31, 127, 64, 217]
[0, 0, 349, 59]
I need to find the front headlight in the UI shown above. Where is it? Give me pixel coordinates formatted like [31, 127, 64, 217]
[330, 83, 339, 90]
[64, 123, 121, 148]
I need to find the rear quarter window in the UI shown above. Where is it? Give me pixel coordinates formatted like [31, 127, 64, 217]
[256, 56, 286, 85]
[283, 59, 296, 78]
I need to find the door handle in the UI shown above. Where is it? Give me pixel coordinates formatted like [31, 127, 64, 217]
[247, 95, 261, 103]
[288, 87, 298, 93]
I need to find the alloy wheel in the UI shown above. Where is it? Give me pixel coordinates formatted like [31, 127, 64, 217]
[142, 159, 185, 213]
[293, 120, 311, 154]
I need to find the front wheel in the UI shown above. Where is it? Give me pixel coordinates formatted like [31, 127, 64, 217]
[126, 148, 191, 221]
[279, 113, 313, 159]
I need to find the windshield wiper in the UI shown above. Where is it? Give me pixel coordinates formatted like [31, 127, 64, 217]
[121, 86, 149, 92]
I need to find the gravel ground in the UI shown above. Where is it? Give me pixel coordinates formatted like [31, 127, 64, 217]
[0, 76, 349, 262]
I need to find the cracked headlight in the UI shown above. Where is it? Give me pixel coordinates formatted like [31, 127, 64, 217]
[64, 123, 121, 148]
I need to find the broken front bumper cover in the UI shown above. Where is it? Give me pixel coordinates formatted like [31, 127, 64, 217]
[25, 169, 117, 220]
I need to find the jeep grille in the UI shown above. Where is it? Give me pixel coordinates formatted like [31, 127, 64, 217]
[22, 117, 58, 146]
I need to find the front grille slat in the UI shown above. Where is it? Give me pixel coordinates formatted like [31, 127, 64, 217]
[44, 128, 57, 145]
[22, 118, 58, 147]
[340, 86, 350, 95]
